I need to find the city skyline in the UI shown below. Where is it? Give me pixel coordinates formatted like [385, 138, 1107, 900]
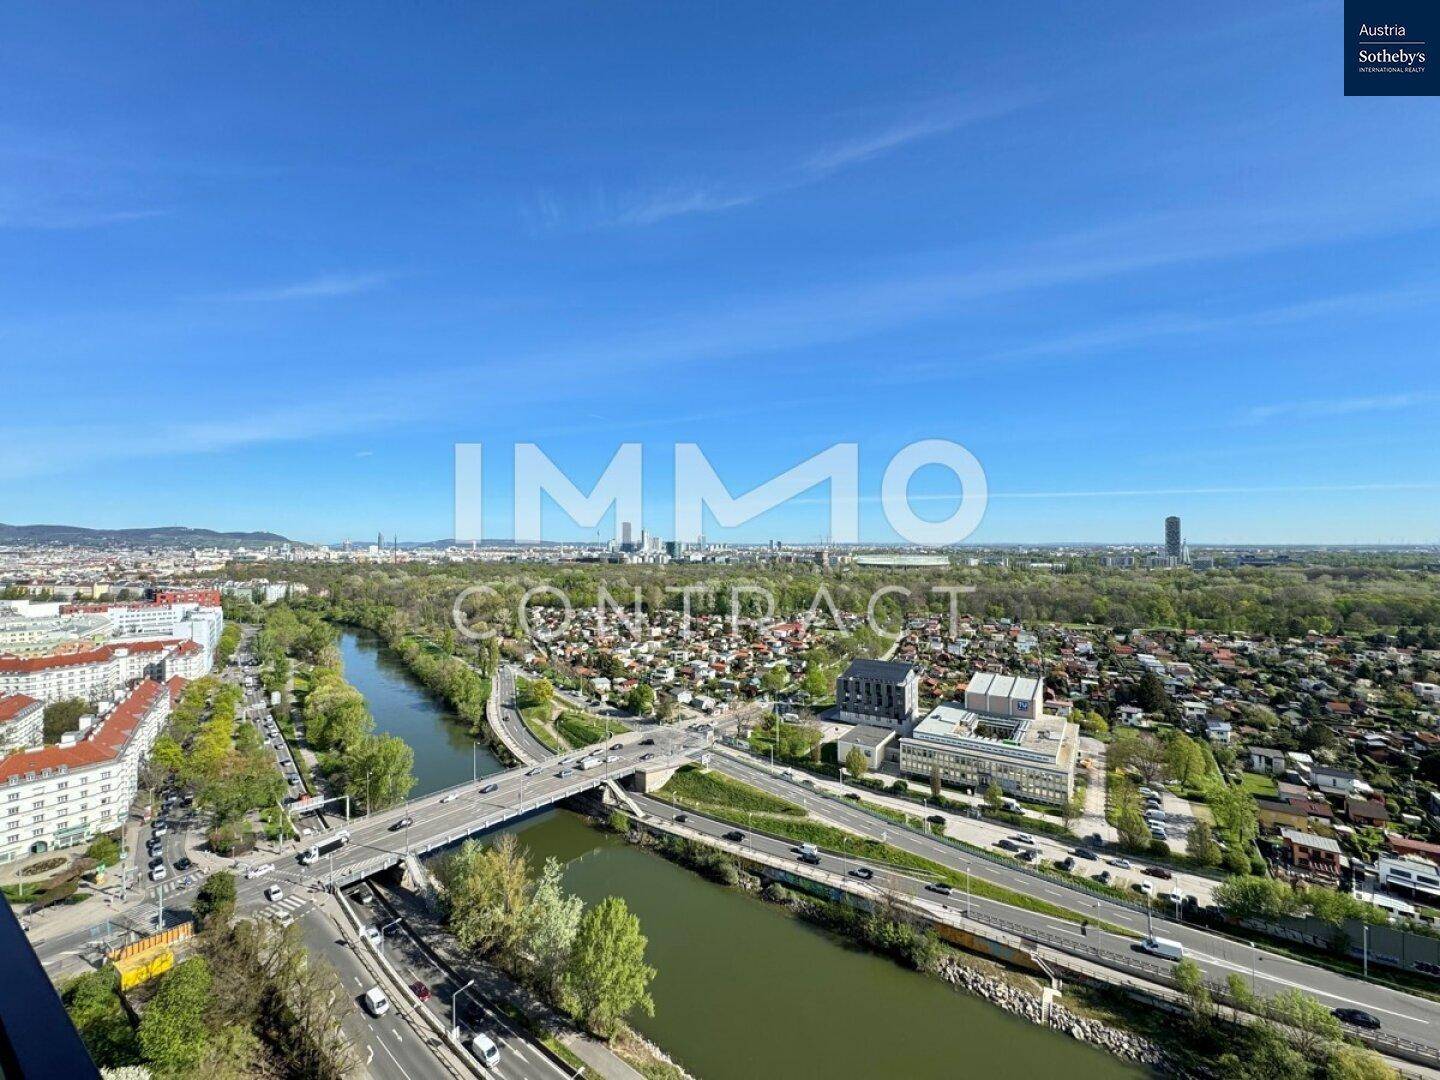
[3, 3, 1438, 545]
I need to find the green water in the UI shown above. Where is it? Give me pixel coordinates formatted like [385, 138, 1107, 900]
[498, 811, 1143, 1080]
[338, 629, 503, 797]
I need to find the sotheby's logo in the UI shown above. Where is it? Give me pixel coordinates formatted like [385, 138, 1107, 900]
[1346, 1, 1435, 95]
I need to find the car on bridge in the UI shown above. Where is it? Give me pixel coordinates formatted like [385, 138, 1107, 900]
[848, 867, 873, 880]
[390, 816, 414, 832]
[724, 831, 745, 842]
[526, 766, 544, 776]
[925, 882, 953, 896]
[410, 980, 431, 1002]
[558, 769, 574, 778]
[440, 793, 460, 803]
[480, 783, 499, 794]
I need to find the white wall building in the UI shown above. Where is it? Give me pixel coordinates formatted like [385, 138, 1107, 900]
[0, 696, 44, 753]
[0, 679, 171, 863]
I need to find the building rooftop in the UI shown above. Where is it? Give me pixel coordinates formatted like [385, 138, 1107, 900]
[0, 679, 165, 782]
[841, 659, 916, 683]
[908, 700, 1074, 768]
[0, 695, 41, 725]
[1281, 828, 1342, 854]
[836, 723, 895, 749]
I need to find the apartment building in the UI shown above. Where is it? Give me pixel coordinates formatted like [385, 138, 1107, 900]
[835, 659, 920, 733]
[0, 640, 197, 704]
[0, 679, 170, 863]
[898, 673, 1078, 806]
[0, 696, 43, 753]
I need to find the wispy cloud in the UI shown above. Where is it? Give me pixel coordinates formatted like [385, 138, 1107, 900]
[201, 273, 389, 303]
[607, 95, 1032, 227]
[0, 203, 169, 231]
[1243, 393, 1432, 423]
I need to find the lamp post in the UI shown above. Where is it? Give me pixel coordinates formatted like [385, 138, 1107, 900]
[1249, 941, 1257, 993]
[965, 863, 971, 917]
[451, 978, 476, 1039]
[1363, 924, 1370, 979]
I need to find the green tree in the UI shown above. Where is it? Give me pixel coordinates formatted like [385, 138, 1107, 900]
[194, 871, 237, 927]
[1173, 956, 1211, 1021]
[331, 733, 416, 812]
[844, 746, 869, 781]
[761, 665, 790, 695]
[86, 833, 122, 867]
[139, 957, 213, 1074]
[43, 698, 89, 744]
[1186, 820, 1223, 868]
[524, 857, 583, 997]
[562, 897, 656, 1036]
[441, 835, 533, 957]
[983, 781, 1004, 812]
[1265, 987, 1342, 1059]
[1115, 797, 1151, 849]
[1324, 1043, 1399, 1080]
[1216, 1022, 1308, 1080]
[801, 661, 829, 700]
[625, 682, 655, 717]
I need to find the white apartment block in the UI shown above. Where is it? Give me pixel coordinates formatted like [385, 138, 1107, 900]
[0, 696, 44, 753]
[0, 679, 170, 863]
[0, 640, 204, 705]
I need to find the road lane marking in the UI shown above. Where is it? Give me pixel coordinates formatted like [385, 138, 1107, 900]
[378, 1037, 413, 1080]
[1190, 951, 1430, 1024]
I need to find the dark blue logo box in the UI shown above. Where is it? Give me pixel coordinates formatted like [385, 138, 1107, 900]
[1345, 0, 1436, 95]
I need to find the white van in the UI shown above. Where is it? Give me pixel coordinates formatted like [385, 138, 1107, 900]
[362, 987, 390, 1016]
[149, 865, 168, 882]
[471, 1032, 501, 1067]
[1138, 936, 1185, 961]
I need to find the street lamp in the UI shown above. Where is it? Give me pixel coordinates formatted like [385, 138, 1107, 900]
[1249, 941, 1257, 993]
[451, 978, 476, 1038]
[964, 863, 971, 917]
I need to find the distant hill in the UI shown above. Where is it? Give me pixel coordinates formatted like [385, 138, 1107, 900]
[0, 523, 291, 549]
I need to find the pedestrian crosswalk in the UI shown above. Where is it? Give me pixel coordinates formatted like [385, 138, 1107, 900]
[261, 893, 312, 924]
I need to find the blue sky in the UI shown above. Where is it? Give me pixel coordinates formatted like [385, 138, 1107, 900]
[2, 1, 1438, 545]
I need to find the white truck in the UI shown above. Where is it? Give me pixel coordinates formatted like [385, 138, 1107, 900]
[1138, 936, 1185, 961]
[577, 756, 604, 771]
[300, 829, 352, 865]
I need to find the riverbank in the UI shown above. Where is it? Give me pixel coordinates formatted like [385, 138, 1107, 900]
[620, 812, 1167, 1075]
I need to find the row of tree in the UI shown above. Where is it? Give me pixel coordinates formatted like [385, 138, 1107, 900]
[439, 833, 656, 1037]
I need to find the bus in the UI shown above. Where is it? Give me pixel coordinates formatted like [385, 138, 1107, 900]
[300, 829, 351, 865]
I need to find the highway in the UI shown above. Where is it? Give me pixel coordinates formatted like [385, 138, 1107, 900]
[702, 751, 1440, 1048]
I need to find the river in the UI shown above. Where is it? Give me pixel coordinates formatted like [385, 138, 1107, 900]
[338, 629, 503, 797]
[339, 628, 1140, 1080]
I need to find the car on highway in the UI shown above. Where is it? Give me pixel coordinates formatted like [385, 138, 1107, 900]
[995, 838, 1020, 852]
[1333, 1008, 1381, 1030]
[673, 813, 688, 823]
[558, 769, 574, 778]
[925, 882, 953, 896]
[848, 867, 874, 880]
[526, 767, 544, 776]
[798, 851, 820, 865]
[1143, 866, 1173, 879]
[723, 830, 746, 842]
[390, 816, 414, 832]
[440, 793, 460, 803]
[246, 863, 275, 879]
[1071, 848, 1098, 861]
[1108, 857, 1133, 869]
[265, 885, 284, 902]
[1012, 833, 1036, 845]
[480, 783, 500, 794]
[410, 980, 432, 1002]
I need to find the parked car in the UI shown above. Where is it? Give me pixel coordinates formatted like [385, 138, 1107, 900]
[1108, 858, 1133, 869]
[1071, 848, 1098, 861]
[640, 738, 655, 746]
[148, 856, 164, 869]
[149, 865, 168, 882]
[1143, 866, 1173, 879]
[1134, 881, 1155, 896]
[152, 822, 169, 837]
[410, 980, 432, 1002]
[610, 743, 622, 751]
[1012, 833, 1036, 845]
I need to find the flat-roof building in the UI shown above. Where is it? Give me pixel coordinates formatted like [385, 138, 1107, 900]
[898, 674, 1077, 806]
[835, 659, 919, 733]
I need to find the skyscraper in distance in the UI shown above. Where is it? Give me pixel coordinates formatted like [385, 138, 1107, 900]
[1165, 516, 1182, 559]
